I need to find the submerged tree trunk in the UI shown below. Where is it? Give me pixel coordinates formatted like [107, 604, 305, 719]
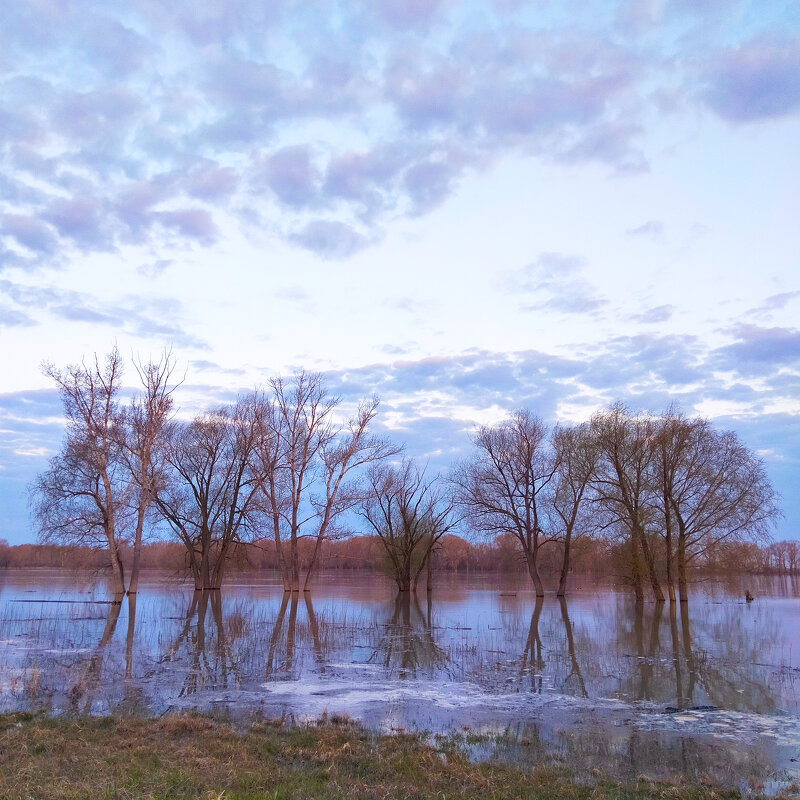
[638, 525, 664, 602]
[396, 563, 412, 593]
[289, 533, 300, 593]
[557, 528, 572, 598]
[525, 547, 545, 598]
[108, 539, 126, 602]
[677, 525, 689, 604]
[664, 523, 676, 604]
[630, 529, 644, 601]
[128, 517, 143, 596]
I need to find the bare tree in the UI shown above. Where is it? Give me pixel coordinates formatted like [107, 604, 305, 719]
[656, 416, 780, 603]
[31, 348, 129, 600]
[552, 422, 598, 597]
[590, 404, 664, 602]
[361, 460, 459, 593]
[119, 350, 178, 595]
[651, 406, 693, 603]
[454, 410, 558, 597]
[154, 395, 262, 591]
[257, 371, 398, 593]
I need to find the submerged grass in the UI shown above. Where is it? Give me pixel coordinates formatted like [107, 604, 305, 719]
[0, 711, 754, 800]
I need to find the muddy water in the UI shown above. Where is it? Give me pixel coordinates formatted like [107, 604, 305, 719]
[1, 569, 799, 792]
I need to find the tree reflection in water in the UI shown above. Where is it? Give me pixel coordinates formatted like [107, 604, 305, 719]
[365, 592, 447, 680]
[520, 597, 545, 692]
[0, 573, 795, 743]
[156, 591, 241, 697]
[68, 600, 122, 713]
[559, 597, 587, 698]
[265, 593, 327, 679]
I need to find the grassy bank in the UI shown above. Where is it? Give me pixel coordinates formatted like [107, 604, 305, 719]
[0, 712, 745, 800]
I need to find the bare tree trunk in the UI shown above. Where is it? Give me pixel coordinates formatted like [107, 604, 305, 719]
[630, 530, 644, 601]
[128, 510, 144, 596]
[199, 541, 211, 592]
[525, 549, 545, 598]
[677, 526, 689, 604]
[289, 533, 300, 593]
[302, 535, 324, 592]
[557, 529, 572, 597]
[397, 563, 412, 592]
[426, 550, 433, 594]
[638, 525, 664, 602]
[412, 545, 433, 593]
[268, 506, 291, 592]
[107, 536, 126, 602]
[664, 523, 676, 604]
[210, 551, 226, 590]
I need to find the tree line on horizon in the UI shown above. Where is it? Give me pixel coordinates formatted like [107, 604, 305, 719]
[28, 348, 781, 604]
[3, 534, 799, 579]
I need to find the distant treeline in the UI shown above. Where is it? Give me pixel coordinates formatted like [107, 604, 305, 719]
[2, 534, 798, 577]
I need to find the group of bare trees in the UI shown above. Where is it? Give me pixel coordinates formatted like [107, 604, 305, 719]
[455, 403, 780, 603]
[32, 349, 400, 599]
[32, 350, 780, 604]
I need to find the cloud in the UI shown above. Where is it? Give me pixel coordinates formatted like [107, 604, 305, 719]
[626, 220, 664, 238]
[7, 0, 783, 266]
[137, 259, 173, 277]
[507, 252, 607, 315]
[0, 278, 207, 349]
[0, 306, 36, 328]
[713, 324, 800, 375]
[700, 34, 800, 122]
[628, 304, 675, 324]
[289, 220, 372, 259]
[385, 296, 430, 313]
[42, 197, 113, 251]
[747, 290, 800, 317]
[1, 213, 58, 254]
[257, 145, 321, 208]
[157, 208, 219, 243]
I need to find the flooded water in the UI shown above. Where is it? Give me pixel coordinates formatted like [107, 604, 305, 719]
[1, 568, 799, 793]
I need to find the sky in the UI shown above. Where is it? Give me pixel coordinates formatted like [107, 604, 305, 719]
[1, 0, 799, 544]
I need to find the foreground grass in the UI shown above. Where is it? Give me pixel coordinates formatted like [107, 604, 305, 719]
[0, 712, 746, 800]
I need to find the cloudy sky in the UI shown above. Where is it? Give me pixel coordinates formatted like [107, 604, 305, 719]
[1, 0, 799, 544]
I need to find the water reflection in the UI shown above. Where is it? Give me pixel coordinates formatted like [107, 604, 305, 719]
[520, 596, 545, 692]
[559, 597, 587, 698]
[0, 569, 798, 788]
[367, 593, 446, 680]
[67, 600, 121, 713]
[159, 592, 243, 696]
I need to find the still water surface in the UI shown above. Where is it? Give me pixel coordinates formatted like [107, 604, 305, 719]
[1, 569, 799, 790]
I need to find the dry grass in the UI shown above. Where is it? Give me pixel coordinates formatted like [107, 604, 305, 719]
[0, 712, 747, 800]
